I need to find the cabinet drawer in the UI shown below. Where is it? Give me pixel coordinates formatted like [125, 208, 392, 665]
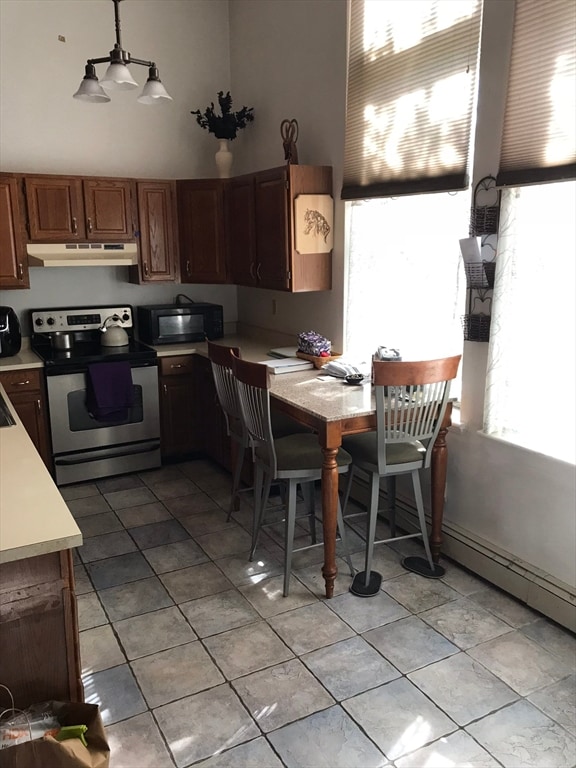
[160, 355, 196, 376]
[0, 368, 42, 393]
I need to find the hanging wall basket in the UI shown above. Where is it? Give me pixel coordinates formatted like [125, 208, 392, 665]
[462, 295, 492, 342]
[469, 175, 501, 236]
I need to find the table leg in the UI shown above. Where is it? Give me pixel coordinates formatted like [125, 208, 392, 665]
[430, 421, 449, 564]
[321, 444, 339, 599]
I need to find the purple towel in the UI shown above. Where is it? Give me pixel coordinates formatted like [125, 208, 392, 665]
[86, 362, 135, 422]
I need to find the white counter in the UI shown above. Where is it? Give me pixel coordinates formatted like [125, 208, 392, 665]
[151, 334, 284, 362]
[0, 345, 43, 371]
[0, 383, 82, 564]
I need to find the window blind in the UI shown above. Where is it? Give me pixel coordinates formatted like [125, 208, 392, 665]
[496, 0, 576, 187]
[342, 0, 482, 201]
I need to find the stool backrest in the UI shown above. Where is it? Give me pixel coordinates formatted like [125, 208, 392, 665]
[372, 355, 461, 472]
[230, 354, 277, 475]
[207, 340, 242, 436]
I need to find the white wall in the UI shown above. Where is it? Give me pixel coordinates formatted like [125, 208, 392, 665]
[229, 0, 576, 616]
[229, 0, 349, 352]
[0, 0, 231, 178]
[0, 0, 237, 324]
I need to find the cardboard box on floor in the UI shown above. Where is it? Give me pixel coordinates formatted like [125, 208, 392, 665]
[0, 701, 109, 768]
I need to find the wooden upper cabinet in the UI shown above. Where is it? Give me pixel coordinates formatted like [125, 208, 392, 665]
[82, 178, 135, 240]
[254, 168, 291, 291]
[0, 173, 29, 288]
[227, 174, 257, 287]
[24, 175, 135, 242]
[228, 165, 333, 292]
[177, 179, 227, 284]
[254, 165, 333, 292]
[25, 175, 85, 241]
[131, 180, 179, 283]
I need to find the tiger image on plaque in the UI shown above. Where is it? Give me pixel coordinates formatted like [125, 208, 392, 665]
[294, 194, 334, 254]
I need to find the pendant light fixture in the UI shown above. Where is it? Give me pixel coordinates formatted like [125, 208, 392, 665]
[73, 0, 172, 105]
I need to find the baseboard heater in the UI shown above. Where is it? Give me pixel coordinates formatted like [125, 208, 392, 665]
[348, 476, 576, 632]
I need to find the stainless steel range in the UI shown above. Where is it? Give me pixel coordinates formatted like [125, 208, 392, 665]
[30, 304, 160, 486]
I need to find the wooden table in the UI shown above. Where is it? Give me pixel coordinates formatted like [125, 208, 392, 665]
[270, 371, 453, 598]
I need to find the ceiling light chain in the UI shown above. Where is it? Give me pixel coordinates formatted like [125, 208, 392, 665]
[73, 0, 172, 105]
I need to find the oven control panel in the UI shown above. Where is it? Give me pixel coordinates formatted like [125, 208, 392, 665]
[31, 306, 133, 333]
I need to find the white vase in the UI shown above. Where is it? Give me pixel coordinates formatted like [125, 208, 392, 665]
[215, 139, 233, 178]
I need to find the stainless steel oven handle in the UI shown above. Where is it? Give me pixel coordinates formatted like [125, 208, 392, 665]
[56, 441, 160, 465]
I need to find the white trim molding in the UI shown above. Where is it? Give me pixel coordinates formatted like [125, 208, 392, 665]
[350, 479, 576, 632]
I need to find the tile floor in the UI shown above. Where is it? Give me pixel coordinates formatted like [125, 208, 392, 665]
[64, 459, 576, 768]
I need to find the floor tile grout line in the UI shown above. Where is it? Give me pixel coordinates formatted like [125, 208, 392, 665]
[69, 463, 576, 767]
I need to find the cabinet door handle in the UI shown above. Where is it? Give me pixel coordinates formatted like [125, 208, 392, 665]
[143, 261, 149, 276]
[163, 384, 168, 395]
[250, 262, 256, 279]
[36, 398, 42, 414]
[15, 379, 31, 386]
[87, 217, 93, 234]
[170, 364, 183, 369]
[72, 217, 78, 235]
[18, 263, 24, 280]
[256, 263, 262, 280]
[186, 260, 191, 277]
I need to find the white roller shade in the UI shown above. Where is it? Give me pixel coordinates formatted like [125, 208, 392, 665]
[343, 0, 482, 200]
[496, 0, 576, 187]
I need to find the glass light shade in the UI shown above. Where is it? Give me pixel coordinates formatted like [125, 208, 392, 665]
[73, 76, 111, 103]
[100, 62, 138, 90]
[137, 78, 173, 105]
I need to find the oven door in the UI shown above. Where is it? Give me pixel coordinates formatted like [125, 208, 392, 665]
[46, 363, 161, 484]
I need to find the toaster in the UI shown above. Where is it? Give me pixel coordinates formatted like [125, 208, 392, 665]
[0, 306, 22, 358]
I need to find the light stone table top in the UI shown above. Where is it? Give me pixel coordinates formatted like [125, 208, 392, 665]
[270, 369, 375, 422]
[0, 383, 82, 564]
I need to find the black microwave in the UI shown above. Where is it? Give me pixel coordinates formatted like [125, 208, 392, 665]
[136, 303, 224, 345]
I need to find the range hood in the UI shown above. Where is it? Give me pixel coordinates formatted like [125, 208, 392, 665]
[27, 243, 138, 267]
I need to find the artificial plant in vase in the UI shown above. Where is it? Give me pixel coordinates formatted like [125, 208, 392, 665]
[191, 91, 254, 140]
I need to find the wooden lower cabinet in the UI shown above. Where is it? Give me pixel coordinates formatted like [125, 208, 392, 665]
[0, 369, 52, 471]
[0, 550, 83, 710]
[159, 355, 199, 459]
[158, 354, 231, 469]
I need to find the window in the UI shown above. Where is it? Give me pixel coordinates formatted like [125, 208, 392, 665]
[345, 191, 468, 383]
[484, 181, 576, 463]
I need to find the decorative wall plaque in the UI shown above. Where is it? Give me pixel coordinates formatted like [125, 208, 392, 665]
[294, 194, 334, 254]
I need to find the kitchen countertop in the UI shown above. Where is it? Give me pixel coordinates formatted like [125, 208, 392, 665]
[0, 334, 370, 420]
[151, 335, 277, 362]
[0, 383, 82, 564]
[0, 333, 285, 369]
[0, 343, 44, 371]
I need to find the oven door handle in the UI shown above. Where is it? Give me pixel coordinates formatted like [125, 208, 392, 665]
[55, 441, 160, 465]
